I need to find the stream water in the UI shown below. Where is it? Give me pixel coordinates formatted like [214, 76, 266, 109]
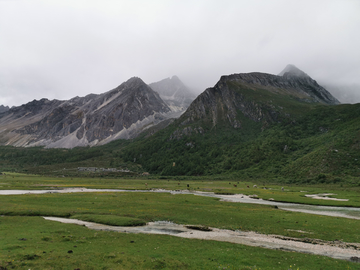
[1, 188, 359, 220]
[42, 217, 360, 262]
[2, 188, 360, 262]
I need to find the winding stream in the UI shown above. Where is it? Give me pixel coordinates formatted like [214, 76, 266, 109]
[1, 188, 360, 262]
[1, 188, 359, 220]
[43, 217, 360, 262]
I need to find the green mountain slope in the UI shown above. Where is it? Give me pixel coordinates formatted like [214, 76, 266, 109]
[116, 70, 358, 183]
[0, 67, 358, 185]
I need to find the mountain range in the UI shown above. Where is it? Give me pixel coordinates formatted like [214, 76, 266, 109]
[1, 64, 359, 183]
[117, 64, 356, 178]
[0, 76, 195, 148]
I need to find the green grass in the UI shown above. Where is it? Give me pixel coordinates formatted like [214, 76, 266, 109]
[1, 216, 359, 270]
[1, 173, 360, 207]
[0, 174, 359, 269]
[0, 190, 359, 243]
[70, 214, 146, 226]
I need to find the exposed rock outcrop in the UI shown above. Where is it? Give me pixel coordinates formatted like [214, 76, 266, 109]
[149, 76, 196, 114]
[0, 77, 171, 148]
[0, 105, 10, 113]
[170, 65, 339, 139]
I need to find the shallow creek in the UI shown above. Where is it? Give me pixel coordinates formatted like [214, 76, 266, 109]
[1, 188, 359, 220]
[43, 217, 360, 262]
[2, 188, 360, 261]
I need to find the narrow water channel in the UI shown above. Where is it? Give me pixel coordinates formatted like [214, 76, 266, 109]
[1, 188, 359, 220]
[1, 188, 360, 262]
[43, 217, 360, 262]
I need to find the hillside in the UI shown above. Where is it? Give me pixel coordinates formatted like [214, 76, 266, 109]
[0, 65, 359, 185]
[117, 66, 358, 182]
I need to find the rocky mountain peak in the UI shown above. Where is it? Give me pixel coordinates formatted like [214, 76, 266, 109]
[0, 105, 10, 114]
[149, 76, 196, 114]
[216, 66, 339, 105]
[0, 76, 173, 148]
[278, 64, 309, 78]
[115, 77, 149, 93]
[174, 67, 340, 139]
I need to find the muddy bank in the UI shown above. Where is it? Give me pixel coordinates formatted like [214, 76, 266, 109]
[43, 217, 360, 262]
[1, 188, 360, 220]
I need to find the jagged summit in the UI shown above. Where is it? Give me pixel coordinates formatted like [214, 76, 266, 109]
[149, 76, 196, 114]
[0, 104, 10, 113]
[278, 64, 309, 78]
[0, 76, 172, 148]
[121, 76, 145, 87]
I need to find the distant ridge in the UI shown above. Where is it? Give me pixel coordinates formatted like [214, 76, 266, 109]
[0, 65, 340, 149]
[149, 76, 196, 114]
[173, 64, 340, 138]
[278, 64, 309, 77]
[0, 105, 10, 113]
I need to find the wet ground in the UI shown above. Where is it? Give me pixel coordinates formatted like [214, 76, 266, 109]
[43, 217, 360, 262]
[1, 188, 359, 220]
[2, 188, 360, 262]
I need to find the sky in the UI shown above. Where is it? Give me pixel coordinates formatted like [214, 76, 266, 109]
[1, 0, 359, 106]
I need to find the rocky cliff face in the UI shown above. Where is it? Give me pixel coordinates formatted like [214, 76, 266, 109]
[0, 77, 171, 148]
[170, 65, 340, 139]
[0, 65, 340, 148]
[149, 76, 196, 114]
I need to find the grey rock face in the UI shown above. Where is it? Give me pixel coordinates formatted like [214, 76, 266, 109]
[0, 77, 171, 148]
[0, 105, 10, 113]
[179, 76, 276, 130]
[149, 76, 196, 114]
[173, 65, 340, 138]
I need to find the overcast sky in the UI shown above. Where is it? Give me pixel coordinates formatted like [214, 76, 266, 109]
[1, 0, 359, 106]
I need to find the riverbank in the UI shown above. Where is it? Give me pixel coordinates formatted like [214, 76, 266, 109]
[44, 217, 360, 262]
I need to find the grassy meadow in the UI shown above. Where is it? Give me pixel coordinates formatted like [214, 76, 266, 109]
[0, 173, 360, 269]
